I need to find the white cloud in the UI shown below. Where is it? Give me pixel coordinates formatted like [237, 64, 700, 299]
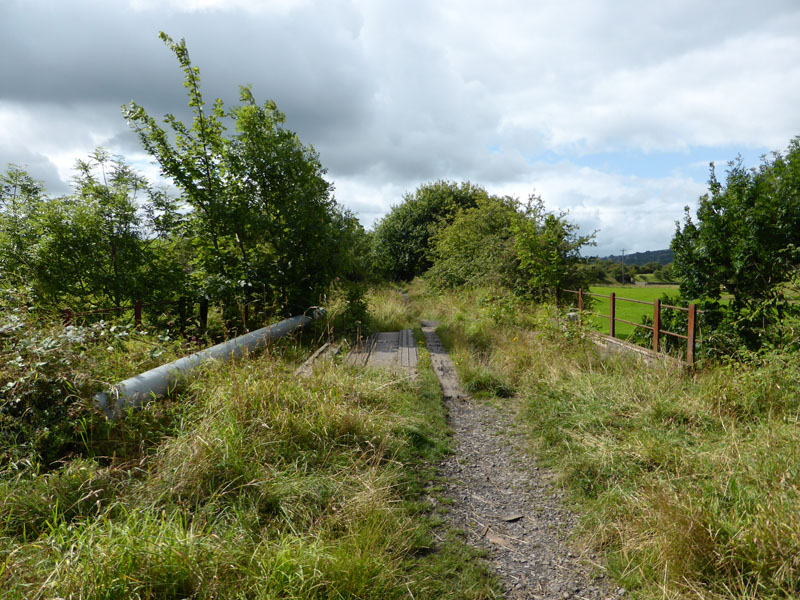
[128, 0, 312, 14]
[480, 162, 707, 256]
[1, 0, 798, 255]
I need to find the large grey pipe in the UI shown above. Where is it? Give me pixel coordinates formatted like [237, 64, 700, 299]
[94, 310, 321, 420]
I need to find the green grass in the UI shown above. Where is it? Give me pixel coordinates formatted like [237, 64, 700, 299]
[365, 284, 420, 332]
[587, 285, 680, 339]
[409, 282, 800, 599]
[0, 294, 500, 599]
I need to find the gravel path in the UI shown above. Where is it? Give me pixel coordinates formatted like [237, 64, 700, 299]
[422, 321, 619, 600]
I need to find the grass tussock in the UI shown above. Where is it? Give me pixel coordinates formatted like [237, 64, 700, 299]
[0, 313, 498, 598]
[365, 285, 419, 333]
[414, 280, 800, 599]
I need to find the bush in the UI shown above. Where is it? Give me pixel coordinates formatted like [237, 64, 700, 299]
[426, 196, 523, 290]
[0, 290, 183, 468]
[372, 180, 489, 280]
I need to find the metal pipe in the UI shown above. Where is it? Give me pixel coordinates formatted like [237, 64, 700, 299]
[94, 310, 322, 420]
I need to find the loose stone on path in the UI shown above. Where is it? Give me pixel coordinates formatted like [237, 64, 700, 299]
[422, 319, 617, 600]
[421, 319, 468, 401]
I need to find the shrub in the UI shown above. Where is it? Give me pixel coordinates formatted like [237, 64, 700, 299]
[0, 291, 183, 468]
[426, 196, 523, 290]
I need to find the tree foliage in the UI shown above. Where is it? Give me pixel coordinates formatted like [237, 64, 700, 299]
[0, 166, 45, 285]
[672, 138, 800, 344]
[513, 197, 596, 301]
[375, 181, 594, 301]
[38, 150, 159, 307]
[1, 33, 368, 329]
[123, 32, 351, 314]
[1, 153, 180, 310]
[372, 180, 489, 280]
[426, 195, 523, 290]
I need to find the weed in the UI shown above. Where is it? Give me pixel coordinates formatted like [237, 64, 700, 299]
[415, 282, 800, 599]
[0, 296, 499, 598]
[0, 299, 186, 470]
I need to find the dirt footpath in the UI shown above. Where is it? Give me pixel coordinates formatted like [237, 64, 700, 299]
[422, 320, 619, 600]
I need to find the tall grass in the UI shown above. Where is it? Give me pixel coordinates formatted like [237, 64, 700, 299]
[0, 303, 498, 598]
[365, 285, 420, 332]
[415, 281, 800, 599]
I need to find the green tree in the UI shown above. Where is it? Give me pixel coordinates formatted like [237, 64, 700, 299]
[672, 138, 800, 344]
[606, 262, 624, 283]
[652, 263, 673, 282]
[513, 197, 595, 302]
[123, 33, 247, 304]
[426, 195, 523, 289]
[227, 86, 338, 311]
[327, 206, 372, 283]
[124, 33, 344, 314]
[579, 260, 608, 284]
[372, 180, 489, 280]
[641, 261, 660, 274]
[33, 150, 178, 309]
[0, 166, 45, 285]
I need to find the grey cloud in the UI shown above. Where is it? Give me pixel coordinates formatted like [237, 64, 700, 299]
[1, 0, 374, 144]
[0, 146, 69, 195]
[2, 0, 798, 250]
[1, 2, 182, 107]
[103, 129, 147, 156]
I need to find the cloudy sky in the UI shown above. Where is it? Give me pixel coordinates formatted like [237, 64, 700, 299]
[2, 0, 799, 256]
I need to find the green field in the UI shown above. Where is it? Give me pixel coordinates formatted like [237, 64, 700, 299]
[586, 285, 679, 338]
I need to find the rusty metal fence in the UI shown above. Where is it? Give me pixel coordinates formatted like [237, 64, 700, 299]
[562, 288, 700, 366]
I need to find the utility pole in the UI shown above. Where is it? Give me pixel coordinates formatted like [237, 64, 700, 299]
[620, 248, 626, 285]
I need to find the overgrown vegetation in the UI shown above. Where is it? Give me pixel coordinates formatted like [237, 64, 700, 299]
[672, 137, 800, 350]
[426, 195, 522, 290]
[413, 281, 800, 599]
[1, 33, 369, 325]
[375, 183, 595, 302]
[0, 287, 498, 598]
[0, 288, 186, 470]
[3, 22, 799, 598]
[371, 180, 490, 281]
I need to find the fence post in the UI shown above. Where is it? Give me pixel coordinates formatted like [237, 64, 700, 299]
[179, 298, 187, 337]
[62, 308, 73, 326]
[199, 299, 209, 336]
[578, 288, 583, 325]
[687, 303, 697, 367]
[609, 292, 616, 338]
[653, 298, 660, 352]
[134, 300, 143, 330]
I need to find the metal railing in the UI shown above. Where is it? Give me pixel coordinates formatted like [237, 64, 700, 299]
[562, 288, 700, 366]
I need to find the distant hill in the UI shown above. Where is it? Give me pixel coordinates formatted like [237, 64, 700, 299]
[598, 249, 673, 266]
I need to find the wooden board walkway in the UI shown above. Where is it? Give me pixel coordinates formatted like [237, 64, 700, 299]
[345, 329, 418, 371]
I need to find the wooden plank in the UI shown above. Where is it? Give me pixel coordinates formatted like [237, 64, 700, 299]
[294, 342, 340, 378]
